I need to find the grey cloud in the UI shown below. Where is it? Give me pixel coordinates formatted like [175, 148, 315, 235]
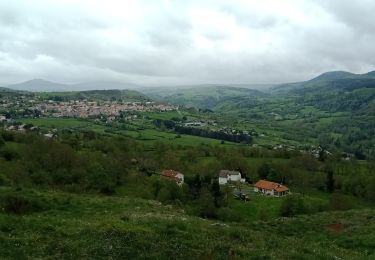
[318, 0, 375, 34]
[0, 0, 375, 86]
[220, 5, 279, 30]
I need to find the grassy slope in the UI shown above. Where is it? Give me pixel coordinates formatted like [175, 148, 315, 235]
[0, 188, 374, 259]
[143, 86, 264, 109]
[20, 117, 240, 147]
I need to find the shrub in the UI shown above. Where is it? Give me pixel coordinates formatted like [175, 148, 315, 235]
[197, 188, 217, 219]
[329, 194, 354, 211]
[0, 135, 5, 147]
[1, 194, 46, 215]
[279, 195, 307, 217]
[217, 208, 243, 222]
[100, 185, 116, 195]
[1, 146, 20, 161]
[0, 174, 10, 186]
[0, 131, 14, 142]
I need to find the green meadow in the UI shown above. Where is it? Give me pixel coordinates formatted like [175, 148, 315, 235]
[0, 188, 374, 259]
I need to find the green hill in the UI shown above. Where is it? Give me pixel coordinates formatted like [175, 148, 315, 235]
[274, 71, 375, 114]
[39, 89, 151, 102]
[273, 70, 375, 96]
[4, 79, 69, 92]
[143, 85, 265, 109]
[0, 87, 13, 92]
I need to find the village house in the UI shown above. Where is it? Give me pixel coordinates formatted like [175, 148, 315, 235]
[218, 170, 245, 185]
[160, 170, 184, 186]
[254, 180, 289, 197]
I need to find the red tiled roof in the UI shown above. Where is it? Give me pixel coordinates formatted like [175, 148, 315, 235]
[160, 170, 183, 182]
[255, 180, 289, 192]
[161, 170, 179, 178]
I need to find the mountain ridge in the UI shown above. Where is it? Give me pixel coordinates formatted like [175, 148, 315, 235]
[272, 70, 375, 94]
[2, 79, 142, 92]
[3, 69, 375, 96]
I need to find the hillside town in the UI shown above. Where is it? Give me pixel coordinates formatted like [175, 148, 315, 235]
[34, 100, 176, 118]
[0, 97, 176, 119]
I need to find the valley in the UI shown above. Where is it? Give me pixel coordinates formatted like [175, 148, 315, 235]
[1, 71, 375, 259]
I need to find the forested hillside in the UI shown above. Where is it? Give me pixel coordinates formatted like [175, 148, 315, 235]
[143, 86, 264, 109]
[143, 71, 375, 160]
[39, 89, 151, 102]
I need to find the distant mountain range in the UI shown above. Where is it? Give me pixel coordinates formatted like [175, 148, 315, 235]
[1, 79, 141, 92]
[3, 70, 375, 99]
[0, 87, 14, 92]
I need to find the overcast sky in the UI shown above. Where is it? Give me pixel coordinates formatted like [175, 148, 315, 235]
[1, 0, 375, 86]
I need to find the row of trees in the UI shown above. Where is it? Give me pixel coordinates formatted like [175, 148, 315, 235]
[153, 119, 253, 144]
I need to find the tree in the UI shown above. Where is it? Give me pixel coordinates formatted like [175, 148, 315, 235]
[267, 169, 280, 182]
[258, 163, 270, 179]
[329, 194, 354, 211]
[279, 195, 306, 217]
[197, 188, 217, 218]
[210, 180, 224, 207]
[185, 174, 202, 200]
[0, 135, 5, 147]
[325, 167, 335, 193]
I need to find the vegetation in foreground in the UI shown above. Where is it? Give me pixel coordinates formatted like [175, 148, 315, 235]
[0, 188, 375, 259]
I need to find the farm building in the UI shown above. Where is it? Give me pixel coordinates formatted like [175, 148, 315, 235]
[254, 180, 289, 197]
[219, 170, 245, 185]
[160, 170, 184, 186]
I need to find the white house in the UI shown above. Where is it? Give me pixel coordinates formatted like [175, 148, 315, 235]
[219, 170, 245, 185]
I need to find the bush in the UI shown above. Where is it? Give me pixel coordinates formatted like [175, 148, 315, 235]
[217, 208, 243, 222]
[1, 146, 20, 161]
[279, 195, 307, 217]
[0, 174, 10, 186]
[197, 188, 217, 219]
[156, 182, 183, 203]
[0, 135, 5, 147]
[1, 194, 46, 215]
[0, 131, 14, 142]
[329, 194, 354, 211]
[100, 185, 116, 195]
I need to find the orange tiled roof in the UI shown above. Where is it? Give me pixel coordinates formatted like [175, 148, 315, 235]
[160, 170, 182, 179]
[255, 180, 289, 192]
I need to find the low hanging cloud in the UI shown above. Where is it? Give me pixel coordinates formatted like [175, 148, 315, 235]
[0, 0, 375, 86]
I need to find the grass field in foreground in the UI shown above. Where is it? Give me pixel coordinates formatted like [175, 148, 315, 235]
[0, 188, 374, 259]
